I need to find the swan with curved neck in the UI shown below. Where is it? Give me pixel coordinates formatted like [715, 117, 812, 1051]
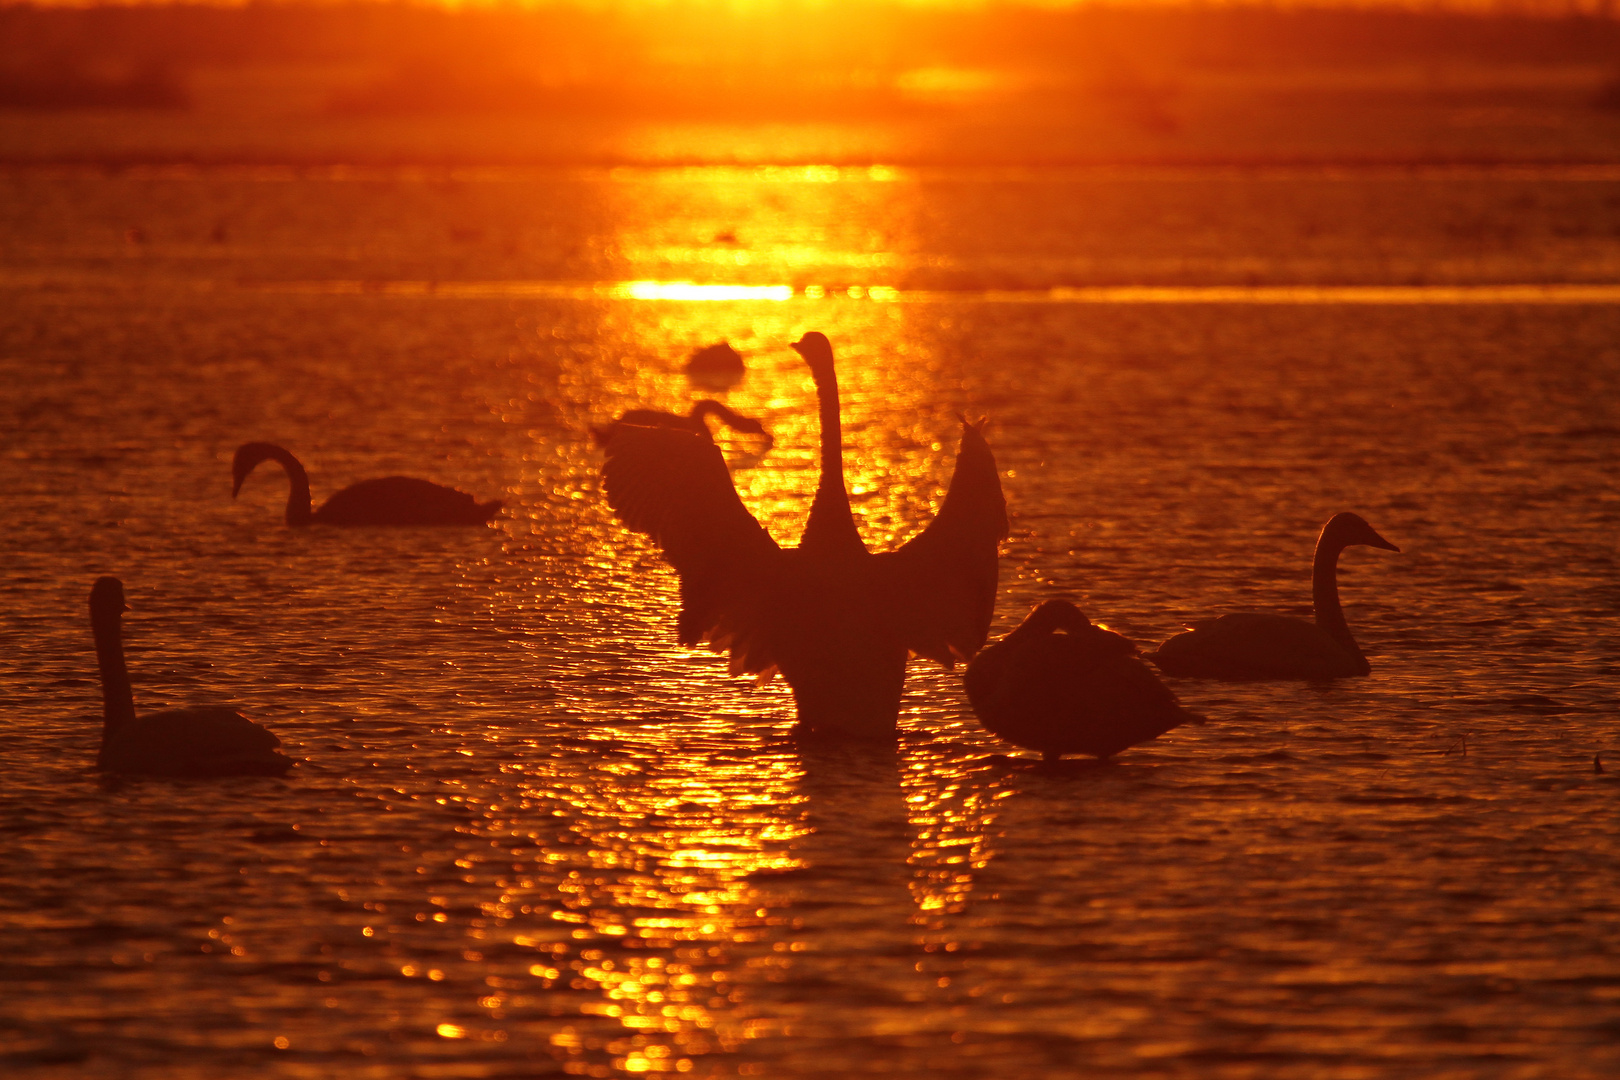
[1148, 512, 1400, 680]
[90, 577, 292, 777]
[600, 331, 1008, 738]
[592, 400, 772, 450]
[967, 599, 1198, 760]
[231, 442, 502, 527]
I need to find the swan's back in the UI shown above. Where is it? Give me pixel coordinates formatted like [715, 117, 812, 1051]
[1150, 613, 1365, 680]
[685, 342, 746, 383]
[613, 409, 701, 434]
[314, 477, 501, 526]
[968, 628, 1191, 760]
[100, 707, 293, 777]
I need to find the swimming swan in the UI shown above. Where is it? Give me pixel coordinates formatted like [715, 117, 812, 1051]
[685, 342, 747, 387]
[1148, 512, 1400, 680]
[966, 599, 1197, 760]
[90, 576, 293, 777]
[232, 442, 502, 527]
[592, 400, 772, 450]
[600, 331, 1008, 738]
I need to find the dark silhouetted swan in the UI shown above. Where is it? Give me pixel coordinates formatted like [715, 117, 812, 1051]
[601, 331, 1007, 738]
[966, 600, 1197, 760]
[685, 341, 746, 388]
[90, 577, 293, 777]
[1148, 512, 1400, 680]
[232, 442, 502, 527]
[592, 400, 772, 450]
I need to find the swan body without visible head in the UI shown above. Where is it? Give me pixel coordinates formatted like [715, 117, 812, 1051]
[967, 600, 1196, 760]
[600, 331, 1008, 739]
[685, 342, 747, 388]
[90, 577, 292, 777]
[231, 442, 501, 527]
[1148, 512, 1400, 680]
[591, 401, 773, 451]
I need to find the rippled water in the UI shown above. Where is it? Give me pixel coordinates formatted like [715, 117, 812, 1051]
[2, 164, 1617, 1079]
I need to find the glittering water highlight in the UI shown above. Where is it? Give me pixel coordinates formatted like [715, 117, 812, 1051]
[1, 163, 1616, 1079]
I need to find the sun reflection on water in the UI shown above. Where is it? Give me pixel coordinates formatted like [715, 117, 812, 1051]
[4, 156, 1619, 1080]
[485, 733, 814, 1073]
[901, 749, 1010, 920]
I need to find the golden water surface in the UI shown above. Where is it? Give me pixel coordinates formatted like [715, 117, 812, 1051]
[0, 163, 1616, 1078]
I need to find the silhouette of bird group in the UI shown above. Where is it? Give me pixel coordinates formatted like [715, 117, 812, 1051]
[601, 334, 1402, 762]
[601, 332, 1006, 738]
[82, 330, 1408, 778]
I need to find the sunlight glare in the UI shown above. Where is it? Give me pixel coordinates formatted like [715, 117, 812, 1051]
[624, 282, 794, 302]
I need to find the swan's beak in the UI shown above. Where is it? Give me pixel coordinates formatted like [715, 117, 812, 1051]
[1368, 534, 1400, 553]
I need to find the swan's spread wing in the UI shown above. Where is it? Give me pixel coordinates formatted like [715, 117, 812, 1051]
[877, 419, 1008, 667]
[316, 477, 499, 526]
[602, 425, 782, 671]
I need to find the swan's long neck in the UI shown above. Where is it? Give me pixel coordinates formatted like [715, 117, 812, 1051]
[269, 446, 314, 526]
[693, 400, 749, 433]
[92, 606, 137, 740]
[799, 363, 864, 556]
[689, 400, 727, 440]
[1311, 535, 1366, 666]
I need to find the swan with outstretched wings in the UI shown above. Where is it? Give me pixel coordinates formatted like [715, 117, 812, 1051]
[601, 332, 1008, 738]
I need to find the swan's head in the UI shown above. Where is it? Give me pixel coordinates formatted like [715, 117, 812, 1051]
[730, 413, 774, 449]
[723, 412, 771, 442]
[1018, 600, 1138, 654]
[790, 332, 836, 380]
[1024, 599, 1091, 634]
[693, 401, 774, 447]
[90, 576, 128, 618]
[1322, 512, 1400, 553]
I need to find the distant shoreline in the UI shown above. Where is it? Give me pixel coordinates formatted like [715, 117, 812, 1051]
[5, 155, 1620, 171]
[6, 4, 1620, 167]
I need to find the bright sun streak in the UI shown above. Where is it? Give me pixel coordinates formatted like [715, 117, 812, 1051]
[622, 281, 794, 301]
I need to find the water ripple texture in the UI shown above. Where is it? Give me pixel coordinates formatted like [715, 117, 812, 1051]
[1, 166, 1616, 1080]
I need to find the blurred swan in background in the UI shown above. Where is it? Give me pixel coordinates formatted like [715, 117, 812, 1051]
[232, 442, 502, 527]
[685, 341, 747, 388]
[90, 576, 293, 777]
[592, 400, 773, 450]
[967, 599, 1198, 761]
[601, 331, 1008, 738]
[1148, 512, 1400, 680]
